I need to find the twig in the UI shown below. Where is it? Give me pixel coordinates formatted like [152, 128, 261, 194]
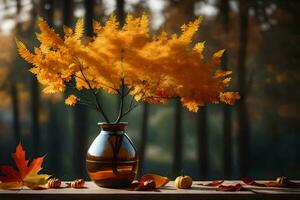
[115, 78, 125, 123]
[79, 67, 110, 123]
[120, 89, 147, 119]
[121, 101, 142, 118]
[76, 100, 98, 110]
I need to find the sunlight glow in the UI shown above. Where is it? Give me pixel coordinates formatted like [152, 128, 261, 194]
[194, 1, 218, 17]
[147, 0, 167, 29]
[102, 0, 116, 16]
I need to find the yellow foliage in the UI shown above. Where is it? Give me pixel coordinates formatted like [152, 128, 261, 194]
[65, 94, 78, 106]
[74, 17, 84, 39]
[16, 41, 35, 64]
[219, 92, 240, 105]
[18, 14, 239, 112]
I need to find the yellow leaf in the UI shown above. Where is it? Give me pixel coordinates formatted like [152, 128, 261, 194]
[0, 181, 22, 189]
[29, 67, 39, 74]
[24, 173, 51, 188]
[212, 49, 225, 65]
[65, 94, 78, 106]
[63, 25, 73, 38]
[16, 40, 35, 64]
[75, 17, 84, 39]
[219, 92, 240, 105]
[193, 42, 205, 57]
[43, 86, 57, 94]
[37, 17, 64, 47]
[213, 49, 225, 59]
[93, 20, 102, 34]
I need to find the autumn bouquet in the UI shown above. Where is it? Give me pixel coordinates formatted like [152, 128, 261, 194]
[17, 14, 239, 123]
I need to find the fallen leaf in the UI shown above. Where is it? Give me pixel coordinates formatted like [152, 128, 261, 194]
[140, 174, 169, 188]
[242, 178, 266, 187]
[0, 143, 50, 189]
[197, 180, 224, 187]
[268, 177, 299, 188]
[264, 181, 283, 187]
[217, 184, 245, 192]
[133, 180, 156, 191]
[242, 177, 299, 188]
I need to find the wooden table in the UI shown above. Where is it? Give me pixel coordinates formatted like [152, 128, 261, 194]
[0, 181, 299, 200]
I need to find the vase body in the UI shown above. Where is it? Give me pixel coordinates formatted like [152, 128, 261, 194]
[86, 122, 138, 188]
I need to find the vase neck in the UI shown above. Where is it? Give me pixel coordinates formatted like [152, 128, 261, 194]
[98, 122, 128, 132]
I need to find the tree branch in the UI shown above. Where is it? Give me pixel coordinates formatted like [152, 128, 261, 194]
[115, 78, 125, 123]
[79, 67, 110, 123]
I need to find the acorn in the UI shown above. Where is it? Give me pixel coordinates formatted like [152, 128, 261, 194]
[47, 178, 61, 188]
[68, 179, 85, 188]
[276, 177, 288, 185]
[175, 170, 193, 189]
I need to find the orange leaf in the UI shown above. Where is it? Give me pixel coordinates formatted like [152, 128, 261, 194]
[140, 174, 169, 189]
[11, 143, 30, 179]
[0, 143, 50, 189]
[198, 180, 224, 187]
[217, 184, 245, 192]
[242, 178, 266, 187]
[132, 180, 156, 191]
[242, 177, 300, 188]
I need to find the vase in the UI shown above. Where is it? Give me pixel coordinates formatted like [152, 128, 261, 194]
[86, 122, 138, 188]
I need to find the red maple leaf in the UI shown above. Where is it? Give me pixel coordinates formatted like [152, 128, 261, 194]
[0, 143, 50, 189]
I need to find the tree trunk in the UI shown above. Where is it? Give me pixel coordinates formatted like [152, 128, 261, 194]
[11, 0, 22, 146]
[31, 78, 40, 156]
[137, 103, 149, 178]
[73, 105, 88, 178]
[219, 0, 232, 179]
[63, 0, 73, 27]
[11, 83, 20, 145]
[84, 0, 94, 36]
[173, 100, 182, 178]
[237, 0, 250, 177]
[73, 0, 94, 178]
[116, 0, 125, 26]
[197, 107, 208, 179]
[48, 102, 61, 175]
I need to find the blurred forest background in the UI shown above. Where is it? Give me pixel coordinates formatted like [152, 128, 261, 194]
[0, 0, 299, 181]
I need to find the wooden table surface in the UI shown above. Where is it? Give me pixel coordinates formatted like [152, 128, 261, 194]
[0, 181, 300, 200]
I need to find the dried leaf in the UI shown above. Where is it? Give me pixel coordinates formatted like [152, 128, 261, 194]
[217, 184, 245, 192]
[197, 180, 224, 187]
[130, 173, 169, 191]
[242, 178, 266, 187]
[140, 174, 169, 188]
[0, 143, 50, 189]
[242, 177, 300, 188]
[267, 177, 299, 188]
[133, 180, 156, 191]
[264, 181, 283, 187]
